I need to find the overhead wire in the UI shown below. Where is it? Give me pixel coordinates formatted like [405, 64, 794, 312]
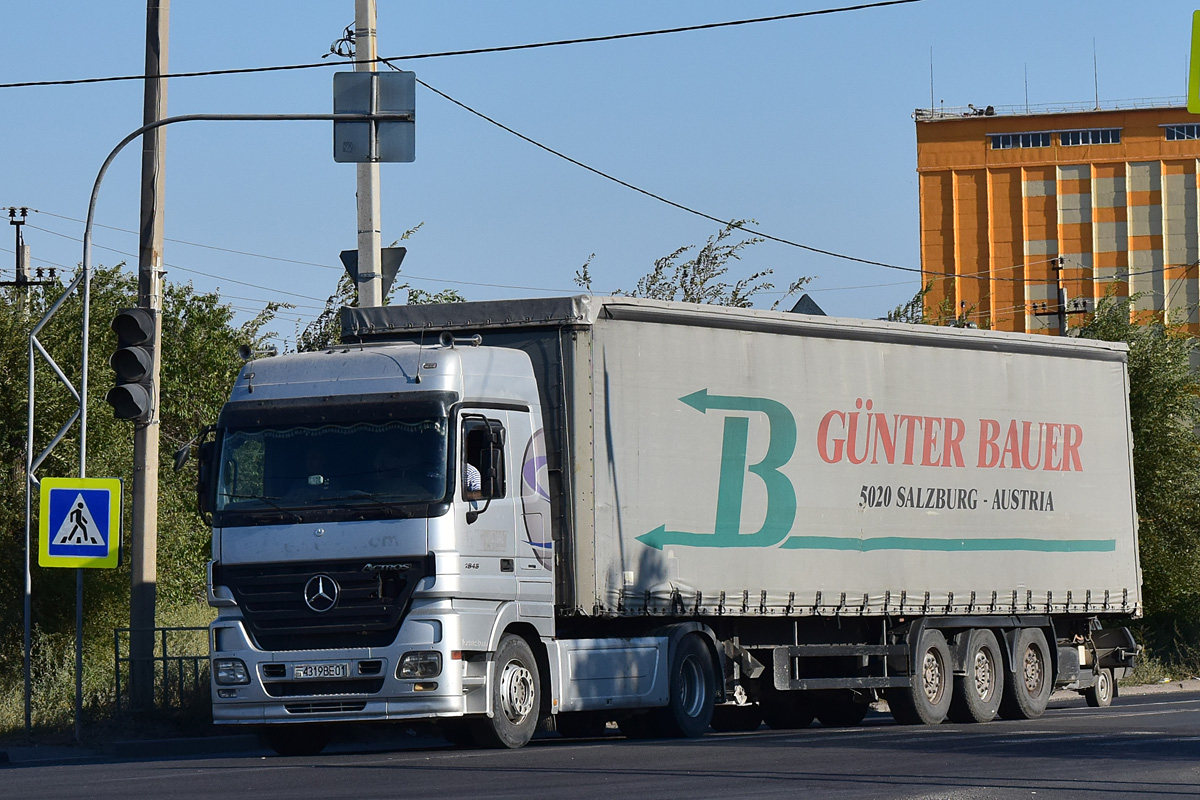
[0, 1, 922, 90]
[24, 222, 329, 303]
[27, 211, 583, 295]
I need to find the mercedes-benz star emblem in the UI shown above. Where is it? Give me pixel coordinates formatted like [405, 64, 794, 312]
[303, 574, 339, 613]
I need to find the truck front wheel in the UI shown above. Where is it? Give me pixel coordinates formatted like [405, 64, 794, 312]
[473, 634, 541, 748]
[656, 634, 716, 738]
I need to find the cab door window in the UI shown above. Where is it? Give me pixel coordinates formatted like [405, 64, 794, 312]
[461, 416, 506, 500]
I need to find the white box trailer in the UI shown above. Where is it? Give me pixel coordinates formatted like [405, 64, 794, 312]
[344, 296, 1140, 619]
[202, 296, 1140, 753]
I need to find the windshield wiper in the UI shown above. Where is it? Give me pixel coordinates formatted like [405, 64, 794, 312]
[222, 493, 305, 524]
[322, 490, 423, 519]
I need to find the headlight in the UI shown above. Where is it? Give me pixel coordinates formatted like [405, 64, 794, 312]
[397, 651, 442, 679]
[214, 657, 250, 685]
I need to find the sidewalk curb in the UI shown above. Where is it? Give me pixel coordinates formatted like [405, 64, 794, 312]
[102, 734, 262, 758]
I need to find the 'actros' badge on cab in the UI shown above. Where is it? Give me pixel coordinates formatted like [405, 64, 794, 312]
[303, 574, 339, 613]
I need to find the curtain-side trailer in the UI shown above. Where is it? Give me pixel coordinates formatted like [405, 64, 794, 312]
[200, 296, 1139, 754]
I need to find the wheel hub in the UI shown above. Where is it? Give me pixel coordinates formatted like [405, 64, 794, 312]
[973, 650, 995, 700]
[1022, 647, 1044, 695]
[922, 649, 944, 703]
[678, 655, 706, 718]
[499, 659, 536, 724]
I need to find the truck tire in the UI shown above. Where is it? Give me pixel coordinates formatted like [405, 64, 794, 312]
[655, 634, 716, 738]
[998, 628, 1052, 720]
[263, 724, 331, 756]
[948, 629, 1004, 723]
[813, 690, 869, 727]
[1084, 667, 1114, 708]
[709, 704, 763, 732]
[472, 634, 541, 748]
[887, 628, 952, 725]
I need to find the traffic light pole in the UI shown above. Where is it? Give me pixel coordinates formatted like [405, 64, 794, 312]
[130, 0, 168, 711]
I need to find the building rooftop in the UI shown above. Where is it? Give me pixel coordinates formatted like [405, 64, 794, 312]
[914, 96, 1186, 121]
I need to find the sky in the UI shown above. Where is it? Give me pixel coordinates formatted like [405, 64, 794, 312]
[1, 1, 1196, 349]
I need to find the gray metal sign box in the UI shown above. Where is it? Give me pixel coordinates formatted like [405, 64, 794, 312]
[333, 71, 415, 163]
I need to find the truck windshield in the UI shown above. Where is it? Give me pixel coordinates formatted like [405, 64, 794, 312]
[214, 417, 448, 524]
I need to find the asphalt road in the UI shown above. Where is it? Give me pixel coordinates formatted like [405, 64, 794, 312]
[4, 693, 1198, 799]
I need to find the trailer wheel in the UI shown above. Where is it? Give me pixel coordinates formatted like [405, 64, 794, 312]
[263, 724, 331, 756]
[813, 690, 870, 727]
[948, 629, 1004, 723]
[1084, 668, 1114, 708]
[887, 628, 952, 725]
[472, 634, 541, 748]
[710, 704, 763, 732]
[655, 634, 716, 738]
[998, 628, 1052, 720]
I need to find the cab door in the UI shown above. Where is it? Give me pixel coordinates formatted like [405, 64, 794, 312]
[506, 410, 553, 621]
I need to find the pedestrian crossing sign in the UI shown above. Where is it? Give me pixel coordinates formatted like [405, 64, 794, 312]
[39, 477, 122, 568]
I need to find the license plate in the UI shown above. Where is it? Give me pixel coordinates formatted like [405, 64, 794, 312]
[292, 662, 350, 680]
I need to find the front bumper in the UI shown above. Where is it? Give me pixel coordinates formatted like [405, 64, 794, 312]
[209, 609, 481, 725]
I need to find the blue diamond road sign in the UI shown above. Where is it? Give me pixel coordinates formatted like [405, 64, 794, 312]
[39, 477, 122, 569]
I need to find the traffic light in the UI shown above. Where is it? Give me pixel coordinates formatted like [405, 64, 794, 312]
[106, 307, 156, 421]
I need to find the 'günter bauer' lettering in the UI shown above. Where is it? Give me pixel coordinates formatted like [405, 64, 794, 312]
[816, 400, 1083, 472]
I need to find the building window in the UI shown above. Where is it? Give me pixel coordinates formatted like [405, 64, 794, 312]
[990, 132, 1052, 150]
[1060, 129, 1120, 146]
[1165, 124, 1200, 141]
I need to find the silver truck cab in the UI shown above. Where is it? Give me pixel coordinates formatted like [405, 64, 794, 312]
[205, 337, 553, 749]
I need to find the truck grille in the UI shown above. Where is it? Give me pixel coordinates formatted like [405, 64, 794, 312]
[286, 701, 367, 714]
[216, 558, 431, 651]
[264, 679, 385, 697]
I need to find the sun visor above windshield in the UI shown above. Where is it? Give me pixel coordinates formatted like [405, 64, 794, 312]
[217, 390, 455, 428]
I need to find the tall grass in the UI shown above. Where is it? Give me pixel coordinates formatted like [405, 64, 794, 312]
[0, 601, 215, 740]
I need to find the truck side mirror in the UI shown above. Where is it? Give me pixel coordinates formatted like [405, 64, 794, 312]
[482, 448, 505, 496]
[197, 439, 216, 518]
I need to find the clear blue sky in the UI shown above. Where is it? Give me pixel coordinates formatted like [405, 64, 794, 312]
[1, 1, 1194, 348]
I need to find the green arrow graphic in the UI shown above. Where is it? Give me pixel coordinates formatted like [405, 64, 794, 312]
[638, 390, 797, 550]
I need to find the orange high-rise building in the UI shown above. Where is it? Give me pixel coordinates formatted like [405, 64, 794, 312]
[915, 103, 1200, 334]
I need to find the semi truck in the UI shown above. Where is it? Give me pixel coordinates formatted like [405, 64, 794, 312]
[198, 295, 1140, 755]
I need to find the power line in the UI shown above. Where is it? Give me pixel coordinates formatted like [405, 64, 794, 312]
[36, 210, 342, 271]
[409, 73, 1076, 285]
[0, 1, 922, 90]
[27, 213, 584, 294]
[24, 223, 329, 302]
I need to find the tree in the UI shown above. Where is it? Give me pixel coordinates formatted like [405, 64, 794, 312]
[576, 220, 812, 310]
[1076, 295, 1200, 657]
[0, 264, 277, 728]
[887, 280, 987, 328]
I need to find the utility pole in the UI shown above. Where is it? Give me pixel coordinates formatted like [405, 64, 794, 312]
[1032, 257, 1088, 336]
[130, 0, 168, 709]
[6, 208, 31, 316]
[355, 0, 384, 307]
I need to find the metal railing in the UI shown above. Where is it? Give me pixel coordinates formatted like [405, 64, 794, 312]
[113, 626, 209, 715]
[914, 96, 1188, 121]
